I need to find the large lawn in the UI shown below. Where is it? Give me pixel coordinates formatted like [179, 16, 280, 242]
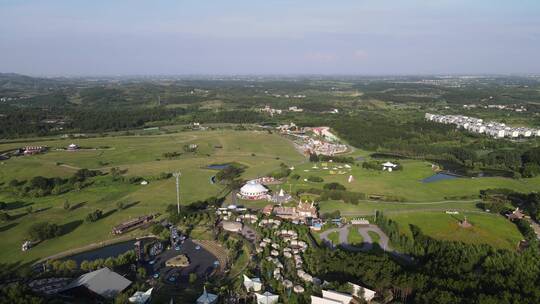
[318, 200, 481, 216]
[389, 211, 523, 250]
[287, 159, 540, 202]
[0, 130, 304, 263]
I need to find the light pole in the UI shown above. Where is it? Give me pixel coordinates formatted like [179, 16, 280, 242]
[173, 172, 181, 214]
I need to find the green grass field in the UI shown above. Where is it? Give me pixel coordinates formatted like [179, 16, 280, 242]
[389, 211, 523, 250]
[287, 159, 540, 202]
[0, 128, 532, 263]
[347, 226, 364, 246]
[327, 231, 339, 245]
[0, 130, 304, 263]
[318, 200, 481, 216]
[368, 231, 380, 245]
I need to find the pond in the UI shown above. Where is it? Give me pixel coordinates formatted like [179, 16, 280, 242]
[148, 239, 219, 284]
[433, 160, 515, 178]
[62, 237, 156, 264]
[422, 173, 460, 183]
[370, 154, 514, 178]
[206, 163, 230, 170]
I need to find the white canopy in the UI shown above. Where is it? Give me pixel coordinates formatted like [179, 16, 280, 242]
[196, 287, 218, 304]
[255, 292, 279, 304]
[240, 181, 268, 195]
[243, 275, 262, 292]
[129, 288, 153, 304]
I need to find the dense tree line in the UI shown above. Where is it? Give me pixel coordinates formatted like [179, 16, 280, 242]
[332, 113, 540, 178]
[309, 153, 355, 164]
[480, 188, 540, 221]
[0, 106, 185, 138]
[304, 211, 540, 303]
[27, 222, 62, 241]
[297, 187, 366, 204]
[5, 169, 101, 197]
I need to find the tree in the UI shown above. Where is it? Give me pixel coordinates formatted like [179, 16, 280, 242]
[85, 209, 103, 222]
[110, 167, 122, 180]
[114, 293, 129, 304]
[104, 257, 115, 269]
[80, 260, 91, 271]
[137, 267, 147, 279]
[151, 223, 164, 235]
[215, 164, 244, 182]
[63, 199, 70, 210]
[0, 212, 11, 222]
[64, 260, 78, 272]
[0, 283, 44, 304]
[189, 272, 198, 284]
[307, 176, 324, 183]
[323, 182, 346, 191]
[27, 222, 61, 241]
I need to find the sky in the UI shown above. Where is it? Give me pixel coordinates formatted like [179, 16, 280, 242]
[1, 0, 539, 76]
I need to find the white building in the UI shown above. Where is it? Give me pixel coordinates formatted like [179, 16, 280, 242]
[382, 162, 397, 172]
[321, 290, 353, 304]
[311, 296, 342, 304]
[243, 275, 263, 292]
[348, 282, 376, 302]
[129, 288, 153, 304]
[255, 292, 279, 304]
[222, 221, 242, 233]
[238, 181, 269, 200]
[196, 287, 218, 304]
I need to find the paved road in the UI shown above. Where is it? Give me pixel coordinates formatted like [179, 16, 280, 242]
[319, 224, 391, 252]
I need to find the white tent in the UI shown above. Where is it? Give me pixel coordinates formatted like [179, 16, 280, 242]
[348, 282, 376, 302]
[128, 288, 153, 304]
[322, 290, 353, 304]
[196, 287, 218, 304]
[243, 274, 263, 292]
[255, 291, 279, 304]
[382, 162, 397, 172]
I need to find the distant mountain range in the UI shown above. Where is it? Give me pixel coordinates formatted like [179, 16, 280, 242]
[0, 73, 61, 91]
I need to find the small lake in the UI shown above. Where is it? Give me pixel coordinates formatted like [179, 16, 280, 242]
[422, 173, 460, 183]
[62, 237, 155, 264]
[206, 163, 230, 170]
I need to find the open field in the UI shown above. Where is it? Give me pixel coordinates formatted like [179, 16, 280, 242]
[389, 211, 523, 250]
[287, 159, 540, 202]
[0, 130, 304, 263]
[318, 200, 481, 216]
[0, 128, 533, 263]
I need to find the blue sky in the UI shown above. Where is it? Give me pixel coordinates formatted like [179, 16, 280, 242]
[1, 0, 539, 75]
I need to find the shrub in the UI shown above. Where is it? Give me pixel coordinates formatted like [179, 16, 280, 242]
[0, 212, 11, 222]
[85, 209, 103, 222]
[307, 176, 324, 183]
[323, 182, 346, 191]
[28, 222, 62, 241]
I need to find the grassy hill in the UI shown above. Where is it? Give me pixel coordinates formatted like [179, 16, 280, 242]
[0, 129, 304, 263]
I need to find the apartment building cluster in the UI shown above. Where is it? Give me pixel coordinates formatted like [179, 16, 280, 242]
[425, 113, 540, 139]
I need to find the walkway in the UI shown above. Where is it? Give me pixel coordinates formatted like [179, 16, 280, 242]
[319, 224, 391, 252]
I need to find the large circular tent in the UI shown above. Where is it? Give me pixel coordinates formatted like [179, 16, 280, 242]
[238, 180, 269, 200]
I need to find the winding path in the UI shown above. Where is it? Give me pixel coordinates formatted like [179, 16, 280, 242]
[319, 224, 391, 252]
